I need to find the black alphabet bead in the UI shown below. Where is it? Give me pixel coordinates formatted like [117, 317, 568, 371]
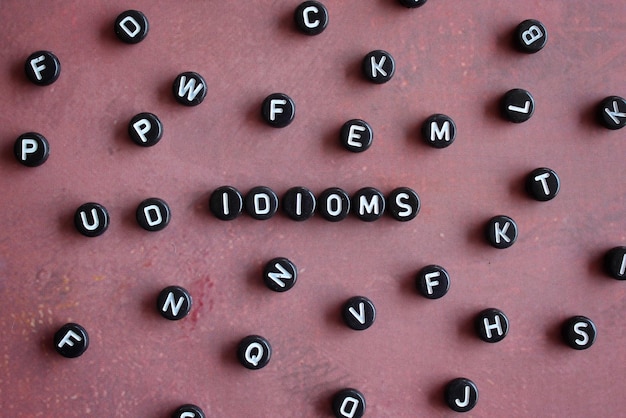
[25, 50, 60, 86]
[157, 286, 192, 320]
[398, 0, 427, 8]
[245, 186, 278, 220]
[114, 10, 149, 44]
[332, 388, 366, 418]
[598, 95, 626, 130]
[514, 19, 547, 53]
[172, 404, 205, 418]
[416, 265, 450, 299]
[604, 246, 626, 280]
[261, 93, 295, 128]
[294, 1, 329, 36]
[475, 308, 509, 343]
[387, 187, 420, 221]
[352, 187, 385, 221]
[237, 335, 271, 370]
[526, 167, 560, 201]
[444, 377, 478, 412]
[136, 198, 171, 231]
[209, 186, 243, 220]
[54, 323, 89, 358]
[422, 114, 456, 148]
[318, 188, 350, 222]
[562, 316, 597, 350]
[263, 257, 298, 292]
[362, 50, 395, 84]
[282, 186, 316, 221]
[485, 215, 518, 249]
[501, 88, 535, 123]
[173, 72, 207, 106]
[74, 202, 109, 237]
[342, 296, 376, 331]
[128, 112, 163, 147]
[14, 132, 50, 167]
[340, 119, 373, 152]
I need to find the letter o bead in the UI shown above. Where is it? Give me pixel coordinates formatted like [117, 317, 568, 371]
[318, 188, 350, 222]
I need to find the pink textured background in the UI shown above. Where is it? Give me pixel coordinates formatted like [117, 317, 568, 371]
[1, 1, 625, 417]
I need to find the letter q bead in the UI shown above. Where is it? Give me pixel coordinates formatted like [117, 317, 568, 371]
[237, 335, 272, 370]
